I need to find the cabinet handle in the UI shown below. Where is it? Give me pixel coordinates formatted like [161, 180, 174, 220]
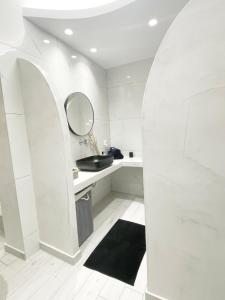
[81, 194, 90, 201]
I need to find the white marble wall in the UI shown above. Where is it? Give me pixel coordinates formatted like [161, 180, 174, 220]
[18, 58, 79, 258]
[108, 58, 152, 157]
[0, 1, 40, 258]
[0, 203, 3, 232]
[0, 78, 25, 253]
[0, 0, 24, 47]
[0, 15, 111, 258]
[0, 17, 111, 168]
[111, 167, 144, 197]
[143, 0, 225, 299]
[108, 59, 152, 197]
[23, 20, 111, 163]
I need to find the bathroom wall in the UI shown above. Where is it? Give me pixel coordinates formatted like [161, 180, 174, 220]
[0, 0, 24, 47]
[0, 204, 3, 233]
[0, 17, 111, 169]
[0, 78, 25, 252]
[107, 59, 153, 197]
[0, 1, 40, 258]
[143, 0, 225, 299]
[108, 58, 152, 157]
[0, 16, 111, 256]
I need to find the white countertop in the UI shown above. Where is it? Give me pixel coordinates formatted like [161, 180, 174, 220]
[73, 157, 143, 194]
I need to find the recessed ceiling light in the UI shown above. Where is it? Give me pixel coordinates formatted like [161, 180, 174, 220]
[148, 18, 158, 27]
[126, 75, 131, 79]
[90, 48, 97, 53]
[71, 55, 77, 59]
[64, 28, 73, 36]
[43, 39, 50, 44]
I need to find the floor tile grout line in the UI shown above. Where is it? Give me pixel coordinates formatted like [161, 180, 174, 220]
[1, 194, 146, 300]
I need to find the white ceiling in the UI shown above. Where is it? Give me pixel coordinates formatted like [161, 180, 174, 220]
[22, 0, 135, 19]
[26, 0, 189, 69]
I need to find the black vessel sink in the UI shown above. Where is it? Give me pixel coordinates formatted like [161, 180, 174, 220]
[76, 155, 114, 172]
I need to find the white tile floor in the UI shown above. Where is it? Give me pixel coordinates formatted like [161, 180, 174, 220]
[0, 192, 146, 300]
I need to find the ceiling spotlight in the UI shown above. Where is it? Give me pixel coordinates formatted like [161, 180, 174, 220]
[71, 55, 77, 59]
[148, 18, 158, 27]
[43, 39, 50, 44]
[90, 48, 97, 53]
[64, 28, 73, 36]
[126, 75, 131, 79]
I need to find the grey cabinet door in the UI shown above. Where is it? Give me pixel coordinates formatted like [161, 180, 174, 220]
[75, 192, 94, 246]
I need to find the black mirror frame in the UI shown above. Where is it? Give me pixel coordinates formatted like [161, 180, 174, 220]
[64, 92, 94, 136]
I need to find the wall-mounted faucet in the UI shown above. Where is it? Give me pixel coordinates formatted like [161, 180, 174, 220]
[79, 138, 88, 145]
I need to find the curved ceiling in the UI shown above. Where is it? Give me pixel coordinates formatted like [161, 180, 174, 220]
[27, 0, 189, 69]
[22, 0, 135, 19]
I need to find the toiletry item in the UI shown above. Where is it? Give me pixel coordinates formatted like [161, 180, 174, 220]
[72, 167, 79, 179]
[103, 140, 109, 155]
[108, 147, 124, 159]
[129, 152, 134, 158]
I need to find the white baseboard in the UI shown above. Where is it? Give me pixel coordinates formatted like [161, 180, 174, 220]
[145, 290, 168, 300]
[4, 243, 26, 260]
[40, 241, 81, 265]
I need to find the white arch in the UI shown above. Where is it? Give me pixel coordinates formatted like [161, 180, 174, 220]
[143, 0, 225, 299]
[22, 0, 136, 19]
[18, 57, 80, 262]
[0, 50, 80, 262]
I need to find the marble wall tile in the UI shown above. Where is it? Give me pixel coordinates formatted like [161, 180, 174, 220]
[15, 176, 38, 238]
[21, 19, 110, 161]
[0, 0, 24, 48]
[0, 76, 26, 254]
[92, 177, 112, 207]
[0, 182, 24, 251]
[108, 59, 152, 156]
[111, 167, 144, 197]
[0, 58, 25, 114]
[0, 16, 112, 257]
[107, 58, 153, 88]
[143, 0, 225, 299]
[108, 59, 152, 197]
[108, 83, 146, 121]
[185, 88, 225, 177]
[6, 114, 32, 179]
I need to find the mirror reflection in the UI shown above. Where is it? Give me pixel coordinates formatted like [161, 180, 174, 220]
[65, 92, 94, 136]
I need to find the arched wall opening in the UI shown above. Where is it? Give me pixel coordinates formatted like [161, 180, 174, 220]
[0, 52, 39, 259]
[0, 76, 26, 258]
[0, 51, 80, 263]
[18, 58, 80, 262]
[143, 0, 225, 299]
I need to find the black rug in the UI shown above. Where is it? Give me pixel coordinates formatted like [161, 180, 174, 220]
[84, 219, 146, 285]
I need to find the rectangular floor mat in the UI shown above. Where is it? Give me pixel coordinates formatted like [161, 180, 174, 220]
[84, 219, 146, 285]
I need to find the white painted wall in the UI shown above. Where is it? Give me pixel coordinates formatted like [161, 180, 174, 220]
[143, 0, 225, 299]
[108, 59, 152, 197]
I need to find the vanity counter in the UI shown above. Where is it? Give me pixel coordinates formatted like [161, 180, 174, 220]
[73, 157, 143, 194]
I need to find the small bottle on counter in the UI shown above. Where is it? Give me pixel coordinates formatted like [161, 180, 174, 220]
[102, 140, 109, 155]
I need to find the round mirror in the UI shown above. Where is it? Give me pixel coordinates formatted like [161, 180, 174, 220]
[65, 92, 94, 136]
